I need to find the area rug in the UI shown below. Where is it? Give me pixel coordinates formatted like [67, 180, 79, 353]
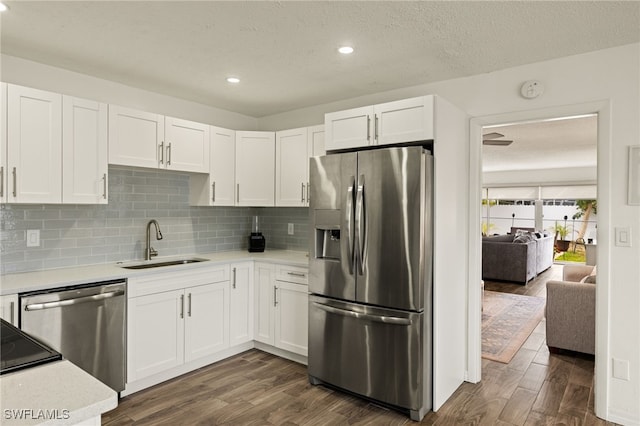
[482, 290, 546, 363]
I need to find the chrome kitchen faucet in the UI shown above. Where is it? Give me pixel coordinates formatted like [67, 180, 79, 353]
[145, 219, 163, 260]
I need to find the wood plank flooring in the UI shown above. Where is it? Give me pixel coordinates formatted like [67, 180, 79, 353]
[104, 265, 616, 425]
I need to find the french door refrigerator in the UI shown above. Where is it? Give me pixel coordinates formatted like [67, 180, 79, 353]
[308, 145, 433, 421]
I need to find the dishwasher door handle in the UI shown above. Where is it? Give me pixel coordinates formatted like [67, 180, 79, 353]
[24, 290, 125, 311]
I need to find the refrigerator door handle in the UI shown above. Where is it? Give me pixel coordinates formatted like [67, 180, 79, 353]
[312, 302, 411, 326]
[355, 175, 366, 275]
[346, 176, 355, 274]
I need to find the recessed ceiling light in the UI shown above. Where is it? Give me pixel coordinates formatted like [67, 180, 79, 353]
[0, 3, 8, 12]
[226, 77, 240, 84]
[338, 46, 354, 55]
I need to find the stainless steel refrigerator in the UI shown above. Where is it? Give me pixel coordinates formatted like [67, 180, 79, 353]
[308, 145, 433, 421]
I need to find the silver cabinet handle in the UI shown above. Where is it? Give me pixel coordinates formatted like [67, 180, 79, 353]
[366, 115, 371, 142]
[301, 182, 305, 202]
[232, 267, 237, 289]
[312, 302, 411, 325]
[180, 294, 184, 319]
[212, 182, 216, 203]
[188, 293, 192, 317]
[166, 142, 172, 165]
[102, 173, 107, 199]
[10, 301, 14, 324]
[159, 141, 164, 164]
[306, 182, 310, 203]
[273, 286, 278, 307]
[374, 115, 379, 143]
[12, 167, 16, 197]
[287, 271, 306, 278]
[237, 183, 240, 202]
[25, 290, 124, 311]
[0, 166, 4, 198]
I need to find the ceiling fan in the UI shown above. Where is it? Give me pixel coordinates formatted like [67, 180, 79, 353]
[483, 132, 513, 146]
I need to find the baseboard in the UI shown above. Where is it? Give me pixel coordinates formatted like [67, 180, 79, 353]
[606, 407, 640, 426]
[254, 341, 308, 365]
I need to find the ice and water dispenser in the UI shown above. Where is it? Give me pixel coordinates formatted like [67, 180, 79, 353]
[314, 210, 341, 260]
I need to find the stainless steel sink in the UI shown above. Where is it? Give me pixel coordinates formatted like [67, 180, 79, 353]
[119, 258, 209, 269]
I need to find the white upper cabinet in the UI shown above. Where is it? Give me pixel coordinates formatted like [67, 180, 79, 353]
[276, 127, 310, 207]
[164, 117, 209, 173]
[325, 96, 434, 151]
[210, 126, 236, 206]
[7, 84, 62, 203]
[308, 124, 325, 157]
[1, 83, 7, 204]
[325, 105, 373, 151]
[62, 96, 108, 204]
[108, 105, 164, 169]
[109, 106, 210, 173]
[235, 131, 275, 207]
[374, 96, 434, 145]
[188, 125, 236, 206]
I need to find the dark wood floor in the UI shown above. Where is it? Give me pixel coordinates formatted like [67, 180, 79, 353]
[104, 265, 615, 425]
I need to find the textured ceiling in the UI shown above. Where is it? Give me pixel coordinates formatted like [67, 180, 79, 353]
[482, 115, 597, 173]
[1, 1, 639, 117]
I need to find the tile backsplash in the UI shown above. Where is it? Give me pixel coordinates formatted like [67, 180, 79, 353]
[0, 166, 309, 274]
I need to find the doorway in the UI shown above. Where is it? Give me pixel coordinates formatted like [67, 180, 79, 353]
[467, 101, 611, 418]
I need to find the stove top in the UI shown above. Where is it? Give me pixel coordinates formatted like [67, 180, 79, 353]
[0, 319, 62, 375]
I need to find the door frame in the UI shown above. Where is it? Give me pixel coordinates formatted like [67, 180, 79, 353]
[467, 100, 610, 417]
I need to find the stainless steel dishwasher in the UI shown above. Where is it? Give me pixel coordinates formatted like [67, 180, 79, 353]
[20, 279, 126, 392]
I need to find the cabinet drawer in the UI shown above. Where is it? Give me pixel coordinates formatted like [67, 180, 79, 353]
[275, 265, 309, 284]
[128, 264, 230, 298]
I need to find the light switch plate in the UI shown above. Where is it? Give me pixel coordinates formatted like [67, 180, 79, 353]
[612, 358, 630, 381]
[615, 227, 632, 247]
[26, 229, 40, 247]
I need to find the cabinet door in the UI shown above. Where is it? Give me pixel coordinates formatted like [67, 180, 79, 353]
[164, 116, 210, 173]
[324, 105, 373, 152]
[229, 262, 254, 346]
[275, 127, 309, 207]
[254, 262, 275, 345]
[308, 124, 325, 157]
[210, 126, 236, 206]
[128, 290, 184, 382]
[275, 281, 309, 356]
[62, 96, 108, 204]
[235, 131, 275, 207]
[1, 83, 7, 204]
[374, 96, 434, 145]
[108, 105, 164, 169]
[184, 282, 229, 362]
[0, 294, 19, 326]
[7, 84, 62, 203]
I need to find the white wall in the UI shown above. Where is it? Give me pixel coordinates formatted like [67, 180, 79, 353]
[260, 44, 640, 425]
[0, 55, 259, 130]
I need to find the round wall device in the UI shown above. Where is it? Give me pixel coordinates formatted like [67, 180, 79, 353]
[520, 80, 544, 99]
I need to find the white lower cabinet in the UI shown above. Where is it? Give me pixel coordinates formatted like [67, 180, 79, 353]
[229, 262, 254, 346]
[184, 282, 229, 362]
[254, 262, 309, 357]
[127, 265, 231, 383]
[0, 294, 19, 326]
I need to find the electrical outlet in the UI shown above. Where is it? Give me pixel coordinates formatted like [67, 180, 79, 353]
[288, 223, 294, 235]
[26, 229, 40, 247]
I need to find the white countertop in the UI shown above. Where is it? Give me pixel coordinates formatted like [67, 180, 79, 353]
[0, 360, 117, 425]
[0, 250, 309, 296]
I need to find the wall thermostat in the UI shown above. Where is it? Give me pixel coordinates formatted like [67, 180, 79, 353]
[520, 80, 544, 99]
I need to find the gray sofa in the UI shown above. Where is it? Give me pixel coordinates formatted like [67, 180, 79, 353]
[545, 264, 595, 355]
[482, 232, 554, 284]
